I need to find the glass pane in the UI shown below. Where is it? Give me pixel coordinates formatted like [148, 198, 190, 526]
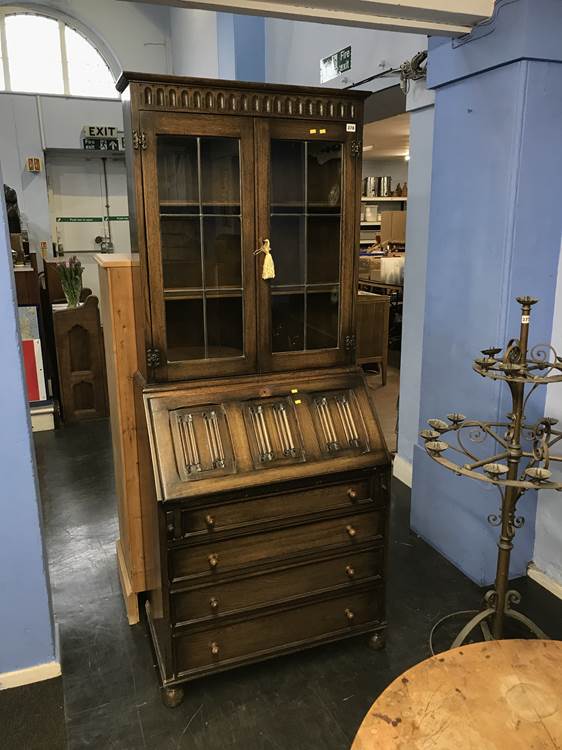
[6, 14, 64, 94]
[269, 137, 342, 354]
[158, 137, 198, 206]
[271, 141, 304, 207]
[200, 138, 240, 208]
[270, 216, 305, 287]
[206, 295, 243, 358]
[158, 134, 244, 364]
[165, 298, 204, 361]
[65, 26, 116, 98]
[307, 142, 342, 209]
[161, 217, 201, 290]
[307, 216, 340, 284]
[307, 289, 339, 350]
[272, 293, 304, 352]
[203, 216, 241, 289]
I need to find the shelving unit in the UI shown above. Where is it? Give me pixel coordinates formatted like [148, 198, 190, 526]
[359, 196, 406, 249]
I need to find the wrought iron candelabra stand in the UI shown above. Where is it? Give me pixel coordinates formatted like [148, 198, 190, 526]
[422, 296, 562, 647]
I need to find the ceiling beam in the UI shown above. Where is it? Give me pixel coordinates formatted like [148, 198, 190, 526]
[347, 1, 493, 26]
[119, 0, 493, 36]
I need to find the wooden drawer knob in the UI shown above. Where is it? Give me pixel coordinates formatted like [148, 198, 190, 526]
[205, 514, 215, 530]
[209, 597, 219, 611]
[345, 608, 355, 622]
[346, 524, 357, 538]
[208, 553, 219, 569]
[347, 488, 358, 502]
[346, 565, 355, 579]
[211, 642, 220, 656]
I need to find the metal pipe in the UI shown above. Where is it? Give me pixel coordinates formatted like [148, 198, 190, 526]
[101, 157, 112, 246]
[343, 67, 399, 91]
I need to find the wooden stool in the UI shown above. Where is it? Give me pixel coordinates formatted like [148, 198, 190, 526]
[352, 639, 562, 749]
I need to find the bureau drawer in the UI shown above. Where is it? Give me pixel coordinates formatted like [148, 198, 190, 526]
[169, 476, 384, 540]
[169, 509, 385, 582]
[173, 587, 383, 676]
[171, 545, 385, 625]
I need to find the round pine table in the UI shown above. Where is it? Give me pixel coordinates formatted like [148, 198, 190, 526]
[351, 640, 562, 750]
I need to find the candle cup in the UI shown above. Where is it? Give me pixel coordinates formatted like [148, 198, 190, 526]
[420, 429, 440, 441]
[483, 463, 509, 479]
[426, 440, 448, 456]
[524, 467, 552, 483]
[447, 413, 466, 424]
[428, 418, 449, 432]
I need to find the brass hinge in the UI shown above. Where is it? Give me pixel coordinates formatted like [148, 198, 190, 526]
[146, 347, 161, 369]
[132, 130, 148, 150]
[344, 334, 357, 351]
[350, 140, 362, 157]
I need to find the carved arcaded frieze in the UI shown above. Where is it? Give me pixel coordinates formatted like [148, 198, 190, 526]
[136, 84, 358, 121]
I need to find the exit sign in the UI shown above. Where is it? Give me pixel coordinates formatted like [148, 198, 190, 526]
[81, 125, 125, 152]
[83, 125, 119, 137]
[320, 46, 352, 84]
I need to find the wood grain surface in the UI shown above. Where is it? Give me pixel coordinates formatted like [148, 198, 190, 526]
[352, 639, 562, 750]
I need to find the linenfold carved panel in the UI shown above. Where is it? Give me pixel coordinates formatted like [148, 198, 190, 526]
[170, 405, 235, 481]
[135, 83, 357, 122]
[243, 397, 305, 469]
[311, 390, 369, 456]
[143, 374, 387, 501]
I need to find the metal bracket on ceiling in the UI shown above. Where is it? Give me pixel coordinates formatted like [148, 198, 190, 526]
[399, 50, 428, 94]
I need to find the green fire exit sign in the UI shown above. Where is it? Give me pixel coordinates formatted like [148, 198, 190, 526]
[320, 46, 352, 84]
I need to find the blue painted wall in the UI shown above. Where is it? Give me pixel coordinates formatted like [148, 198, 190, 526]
[0, 167, 56, 674]
[412, 0, 562, 585]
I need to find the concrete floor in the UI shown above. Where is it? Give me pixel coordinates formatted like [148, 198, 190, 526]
[34, 415, 561, 750]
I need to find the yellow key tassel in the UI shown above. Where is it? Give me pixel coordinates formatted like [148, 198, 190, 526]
[257, 239, 275, 280]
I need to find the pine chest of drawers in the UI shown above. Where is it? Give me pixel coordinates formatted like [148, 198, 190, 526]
[138, 367, 391, 705]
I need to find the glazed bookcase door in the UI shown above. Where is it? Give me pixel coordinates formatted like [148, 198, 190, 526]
[141, 111, 257, 381]
[255, 119, 358, 373]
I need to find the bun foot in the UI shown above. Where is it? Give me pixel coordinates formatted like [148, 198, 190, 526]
[161, 686, 185, 708]
[369, 630, 386, 651]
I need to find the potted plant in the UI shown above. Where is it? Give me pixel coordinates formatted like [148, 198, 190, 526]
[57, 256, 84, 308]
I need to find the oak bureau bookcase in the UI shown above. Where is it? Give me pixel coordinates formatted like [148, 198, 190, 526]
[117, 72, 391, 706]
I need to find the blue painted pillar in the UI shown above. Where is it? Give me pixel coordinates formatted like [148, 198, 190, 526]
[233, 15, 265, 82]
[0, 164, 57, 678]
[411, 0, 562, 585]
[217, 13, 265, 82]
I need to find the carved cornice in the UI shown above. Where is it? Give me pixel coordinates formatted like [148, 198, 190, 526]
[128, 80, 361, 122]
[117, 73, 368, 122]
